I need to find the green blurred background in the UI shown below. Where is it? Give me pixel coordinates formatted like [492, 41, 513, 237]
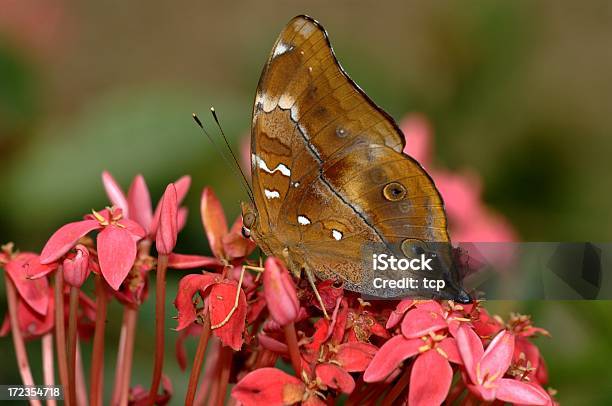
[1, 1, 611, 404]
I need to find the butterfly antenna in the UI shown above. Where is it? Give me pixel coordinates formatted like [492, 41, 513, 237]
[209, 107, 254, 198]
[192, 113, 255, 203]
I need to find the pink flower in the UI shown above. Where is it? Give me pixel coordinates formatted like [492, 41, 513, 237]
[455, 325, 551, 405]
[364, 332, 462, 404]
[0, 286, 54, 340]
[155, 184, 178, 255]
[263, 257, 299, 326]
[2, 250, 49, 315]
[401, 114, 517, 244]
[101, 171, 190, 237]
[62, 244, 91, 287]
[40, 207, 145, 290]
[174, 272, 247, 350]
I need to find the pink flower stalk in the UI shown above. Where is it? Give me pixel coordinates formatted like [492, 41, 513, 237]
[456, 325, 551, 405]
[263, 257, 299, 326]
[62, 244, 90, 288]
[156, 184, 178, 255]
[40, 207, 145, 290]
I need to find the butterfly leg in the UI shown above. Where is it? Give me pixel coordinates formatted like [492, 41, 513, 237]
[211, 264, 264, 330]
[304, 265, 330, 320]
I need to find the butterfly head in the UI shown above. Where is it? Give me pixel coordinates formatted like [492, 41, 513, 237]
[240, 201, 257, 239]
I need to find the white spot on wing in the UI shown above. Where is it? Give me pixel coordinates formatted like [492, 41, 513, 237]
[276, 163, 291, 177]
[264, 189, 280, 199]
[279, 93, 295, 109]
[256, 91, 277, 113]
[253, 155, 291, 177]
[332, 229, 343, 240]
[273, 42, 292, 58]
[293, 182, 300, 188]
[298, 215, 311, 225]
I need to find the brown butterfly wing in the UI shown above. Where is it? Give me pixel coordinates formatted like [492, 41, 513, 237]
[251, 16, 465, 300]
[251, 15, 405, 235]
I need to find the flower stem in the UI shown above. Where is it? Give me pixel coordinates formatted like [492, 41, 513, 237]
[381, 365, 412, 406]
[111, 304, 138, 406]
[148, 253, 168, 404]
[55, 267, 71, 406]
[283, 322, 302, 376]
[4, 274, 42, 406]
[90, 274, 107, 406]
[185, 316, 211, 406]
[42, 333, 56, 406]
[111, 309, 128, 405]
[216, 346, 233, 406]
[67, 286, 79, 406]
[119, 307, 138, 405]
[75, 339, 88, 406]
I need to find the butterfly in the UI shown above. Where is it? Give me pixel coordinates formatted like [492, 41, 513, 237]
[241, 15, 470, 309]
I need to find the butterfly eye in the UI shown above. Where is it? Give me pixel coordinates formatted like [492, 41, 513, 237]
[383, 182, 407, 201]
[243, 212, 256, 228]
[241, 226, 251, 239]
[400, 238, 428, 258]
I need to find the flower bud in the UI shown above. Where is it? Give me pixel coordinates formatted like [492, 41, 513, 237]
[263, 257, 299, 326]
[63, 244, 91, 287]
[155, 183, 178, 255]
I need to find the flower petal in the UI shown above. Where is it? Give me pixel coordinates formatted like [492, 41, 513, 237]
[177, 207, 189, 232]
[401, 308, 447, 339]
[438, 337, 462, 364]
[222, 217, 256, 259]
[263, 257, 299, 326]
[200, 187, 228, 259]
[386, 299, 415, 329]
[156, 183, 178, 255]
[97, 226, 138, 290]
[173, 273, 218, 330]
[119, 218, 146, 240]
[336, 342, 378, 372]
[102, 171, 129, 216]
[3, 289, 55, 339]
[496, 379, 550, 405]
[5, 253, 49, 315]
[167, 253, 223, 270]
[456, 324, 484, 384]
[316, 363, 355, 394]
[232, 368, 305, 406]
[150, 175, 191, 236]
[409, 350, 453, 406]
[480, 329, 514, 382]
[209, 281, 247, 350]
[127, 174, 153, 233]
[258, 333, 288, 354]
[40, 220, 100, 264]
[363, 335, 421, 382]
[63, 244, 91, 287]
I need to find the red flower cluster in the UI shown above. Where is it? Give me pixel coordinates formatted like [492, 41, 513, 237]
[0, 169, 557, 406]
